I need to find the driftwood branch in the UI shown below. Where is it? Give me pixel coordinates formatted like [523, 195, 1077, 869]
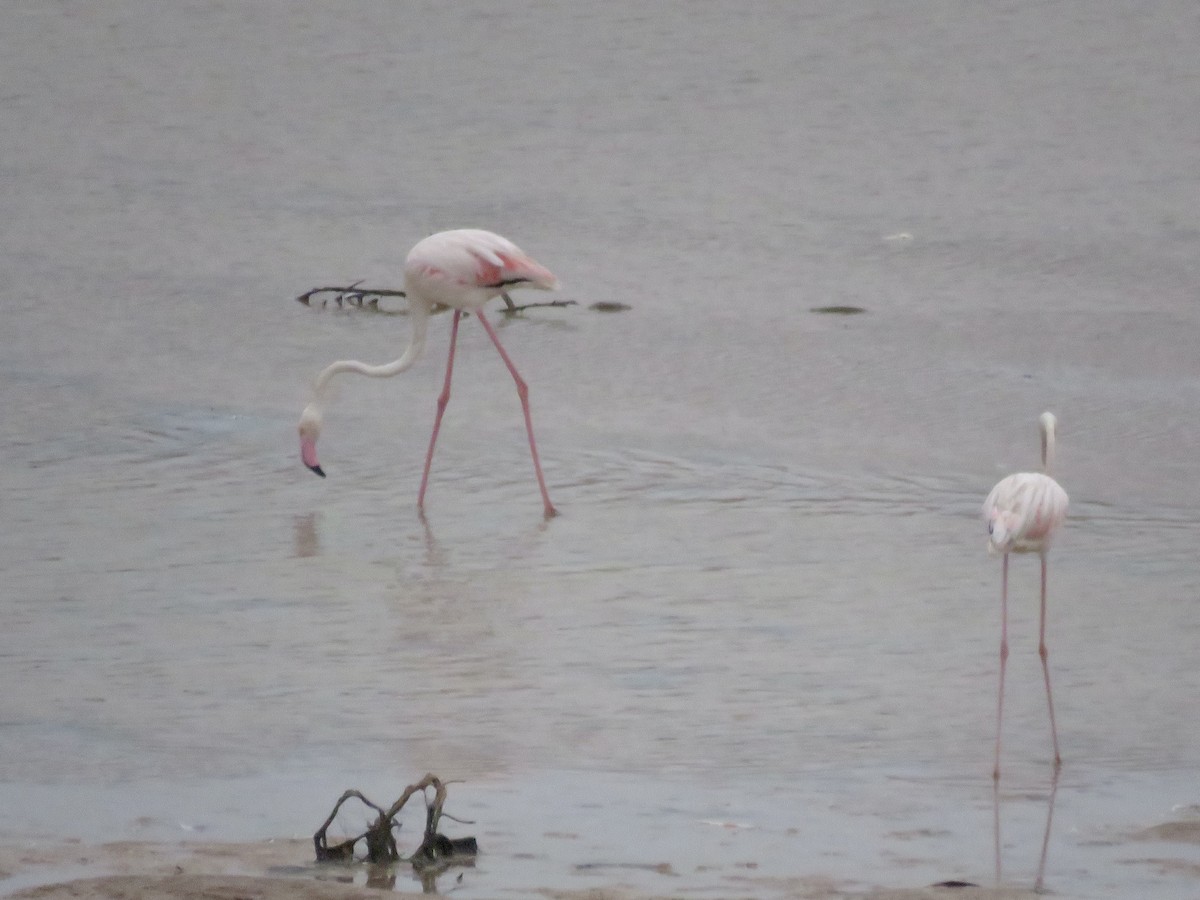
[296, 284, 577, 315]
[296, 282, 407, 310]
[313, 773, 478, 873]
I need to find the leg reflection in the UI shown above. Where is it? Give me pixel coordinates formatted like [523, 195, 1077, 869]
[993, 768, 1060, 892]
[1034, 768, 1060, 892]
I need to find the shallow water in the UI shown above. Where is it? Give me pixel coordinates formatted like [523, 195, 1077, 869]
[2, 2, 1200, 897]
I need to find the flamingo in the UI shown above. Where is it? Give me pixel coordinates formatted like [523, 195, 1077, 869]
[298, 229, 559, 518]
[983, 412, 1069, 778]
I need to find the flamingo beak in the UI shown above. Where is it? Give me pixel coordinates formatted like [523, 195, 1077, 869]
[300, 436, 325, 478]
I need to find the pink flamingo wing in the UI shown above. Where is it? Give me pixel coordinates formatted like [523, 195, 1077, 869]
[471, 249, 557, 290]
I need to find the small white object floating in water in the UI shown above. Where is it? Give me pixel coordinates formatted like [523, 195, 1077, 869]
[698, 819, 754, 830]
[883, 231, 914, 242]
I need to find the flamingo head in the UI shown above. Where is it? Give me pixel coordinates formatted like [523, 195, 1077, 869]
[986, 510, 1017, 553]
[298, 405, 325, 477]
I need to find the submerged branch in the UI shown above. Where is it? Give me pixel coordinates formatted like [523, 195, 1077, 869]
[313, 773, 478, 874]
[296, 282, 406, 311]
[296, 284, 578, 315]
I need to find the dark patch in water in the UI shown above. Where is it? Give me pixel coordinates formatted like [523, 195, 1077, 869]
[811, 305, 866, 315]
[589, 301, 633, 313]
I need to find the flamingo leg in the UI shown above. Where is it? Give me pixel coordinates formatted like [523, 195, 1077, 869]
[994, 553, 1010, 781]
[473, 309, 557, 518]
[1039, 553, 1062, 767]
[417, 310, 462, 510]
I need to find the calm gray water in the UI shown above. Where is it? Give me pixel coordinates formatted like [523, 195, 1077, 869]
[2, 2, 1199, 897]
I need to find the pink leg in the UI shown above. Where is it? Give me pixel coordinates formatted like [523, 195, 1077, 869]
[994, 554, 1009, 781]
[417, 310, 462, 510]
[474, 310, 557, 518]
[1039, 554, 1062, 767]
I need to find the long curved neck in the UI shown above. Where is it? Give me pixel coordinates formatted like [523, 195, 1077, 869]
[1041, 426, 1055, 474]
[312, 302, 430, 398]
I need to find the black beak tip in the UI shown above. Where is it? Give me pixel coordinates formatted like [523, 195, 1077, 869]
[307, 464, 326, 478]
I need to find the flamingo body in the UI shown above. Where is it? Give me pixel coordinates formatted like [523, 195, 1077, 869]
[298, 229, 559, 517]
[404, 229, 558, 311]
[983, 472, 1068, 554]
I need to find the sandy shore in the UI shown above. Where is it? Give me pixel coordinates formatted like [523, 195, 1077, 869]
[5, 874, 1042, 900]
[7, 800, 1200, 900]
[0, 837, 1049, 900]
[8, 875, 427, 900]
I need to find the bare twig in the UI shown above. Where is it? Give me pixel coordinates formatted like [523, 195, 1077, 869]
[309, 792, 393, 864]
[313, 773, 477, 872]
[296, 284, 578, 315]
[499, 298, 579, 314]
[297, 283, 408, 307]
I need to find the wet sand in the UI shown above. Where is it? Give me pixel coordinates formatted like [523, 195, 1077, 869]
[0, 837, 1054, 900]
[3, 768, 1200, 898]
[6, 810, 1200, 897]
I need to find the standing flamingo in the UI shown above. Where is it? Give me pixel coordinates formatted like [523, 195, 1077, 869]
[983, 412, 1069, 779]
[298, 229, 559, 518]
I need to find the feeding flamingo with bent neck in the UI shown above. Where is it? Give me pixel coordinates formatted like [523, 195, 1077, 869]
[983, 411, 1069, 779]
[298, 229, 559, 518]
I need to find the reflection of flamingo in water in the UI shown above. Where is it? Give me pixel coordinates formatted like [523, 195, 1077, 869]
[994, 769, 1060, 892]
[297, 229, 559, 519]
[983, 412, 1069, 779]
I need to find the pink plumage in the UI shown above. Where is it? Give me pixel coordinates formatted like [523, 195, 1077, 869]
[984, 472, 1068, 553]
[404, 229, 558, 309]
[983, 412, 1068, 779]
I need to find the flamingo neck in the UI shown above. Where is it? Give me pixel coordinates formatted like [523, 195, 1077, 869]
[312, 302, 430, 397]
[1041, 429, 1055, 474]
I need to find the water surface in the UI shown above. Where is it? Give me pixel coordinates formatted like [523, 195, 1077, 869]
[2, 3, 1199, 897]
